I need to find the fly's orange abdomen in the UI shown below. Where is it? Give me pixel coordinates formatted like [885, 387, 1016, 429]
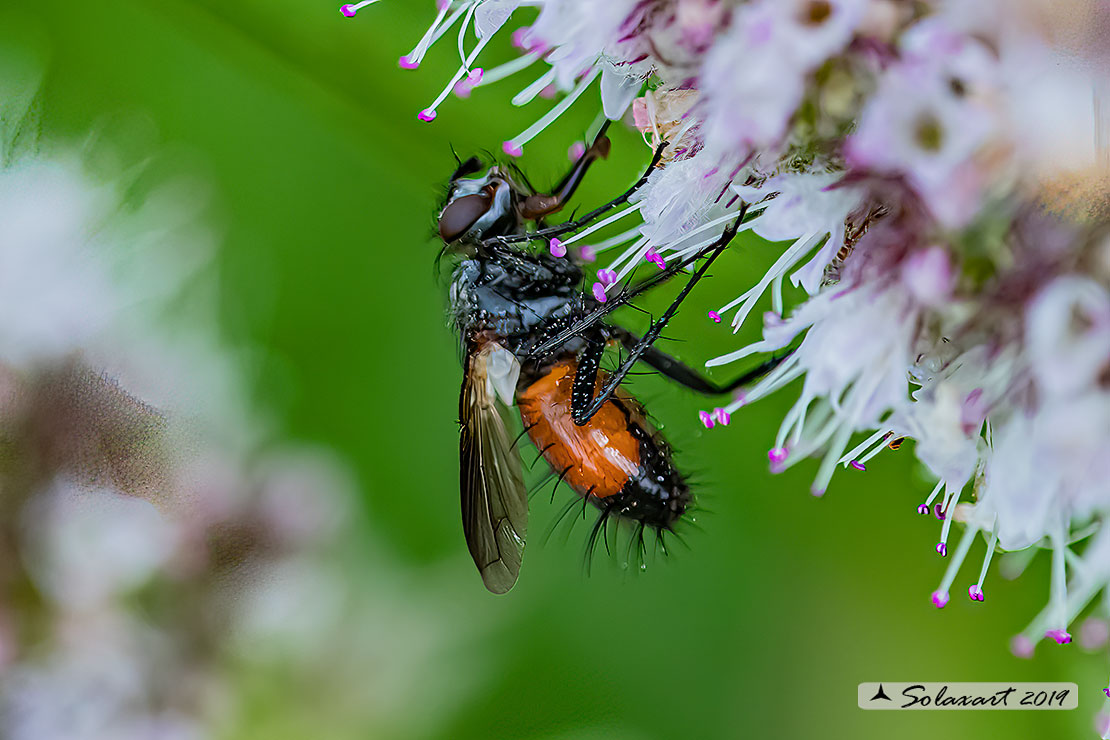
[516, 362, 640, 499]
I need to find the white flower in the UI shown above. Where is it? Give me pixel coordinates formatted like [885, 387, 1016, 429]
[21, 480, 176, 610]
[1026, 276, 1110, 399]
[845, 57, 995, 227]
[900, 245, 955, 308]
[707, 278, 923, 495]
[0, 69, 360, 740]
[0, 160, 117, 367]
[700, 0, 866, 157]
[732, 171, 862, 294]
[0, 153, 216, 380]
[767, 0, 870, 68]
[698, 9, 803, 157]
[530, 0, 640, 89]
[635, 156, 736, 246]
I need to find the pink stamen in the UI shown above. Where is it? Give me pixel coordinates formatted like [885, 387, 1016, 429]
[935, 542, 948, 557]
[578, 245, 596, 263]
[708, 310, 722, 323]
[931, 590, 950, 608]
[591, 282, 607, 302]
[849, 460, 866, 471]
[698, 410, 715, 429]
[768, 447, 788, 474]
[568, 141, 586, 161]
[418, 109, 437, 122]
[549, 238, 567, 258]
[968, 584, 984, 601]
[1045, 629, 1072, 645]
[466, 67, 484, 85]
[340, 4, 358, 17]
[399, 55, 419, 70]
[917, 503, 929, 515]
[502, 141, 523, 157]
[713, 407, 730, 425]
[933, 503, 946, 520]
[453, 80, 475, 98]
[810, 485, 825, 497]
[597, 269, 617, 284]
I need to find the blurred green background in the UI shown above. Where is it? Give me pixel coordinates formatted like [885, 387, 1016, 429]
[3, 0, 1105, 738]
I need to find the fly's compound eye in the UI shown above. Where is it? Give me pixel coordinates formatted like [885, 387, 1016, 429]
[439, 185, 494, 242]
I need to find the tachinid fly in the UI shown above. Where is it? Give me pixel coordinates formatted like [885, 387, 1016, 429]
[438, 123, 778, 593]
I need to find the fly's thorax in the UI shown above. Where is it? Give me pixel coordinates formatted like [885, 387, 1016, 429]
[449, 254, 586, 353]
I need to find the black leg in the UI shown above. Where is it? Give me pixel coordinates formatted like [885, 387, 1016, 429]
[517, 120, 613, 221]
[609, 325, 791, 395]
[570, 215, 743, 425]
[528, 203, 751, 362]
[486, 138, 667, 247]
[571, 331, 606, 417]
[548, 121, 612, 202]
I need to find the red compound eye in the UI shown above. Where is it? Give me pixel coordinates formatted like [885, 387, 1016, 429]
[438, 188, 492, 242]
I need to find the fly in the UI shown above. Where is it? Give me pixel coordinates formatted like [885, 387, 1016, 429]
[439, 123, 782, 593]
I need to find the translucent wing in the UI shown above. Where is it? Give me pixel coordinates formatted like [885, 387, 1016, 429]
[460, 343, 527, 594]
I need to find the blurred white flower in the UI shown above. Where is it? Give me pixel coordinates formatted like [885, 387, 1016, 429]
[0, 71, 361, 740]
[21, 480, 175, 610]
[0, 610, 202, 740]
[846, 55, 995, 228]
[1027, 276, 1110, 399]
[0, 160, 118, 367]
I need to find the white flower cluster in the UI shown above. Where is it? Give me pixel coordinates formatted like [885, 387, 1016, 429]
[356, 0, 1110, 723]
[0, 85, 352, 739]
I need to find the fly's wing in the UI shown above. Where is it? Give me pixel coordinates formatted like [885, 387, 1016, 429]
[460, 343, 527, 594]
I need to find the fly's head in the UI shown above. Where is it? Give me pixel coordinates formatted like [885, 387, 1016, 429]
[438, 156, 525, 249]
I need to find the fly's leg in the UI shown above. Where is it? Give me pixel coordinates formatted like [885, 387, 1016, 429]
[570, 215, 743, 426]
[487, 137, 667, 247]
[517, 121, 612, 221]
[522, 320, 609, 413]
[520, 314, 582, 360]
[570, 330, 606, 418]
[609, 325, 792, 396]
[528, 203, 751, 362]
